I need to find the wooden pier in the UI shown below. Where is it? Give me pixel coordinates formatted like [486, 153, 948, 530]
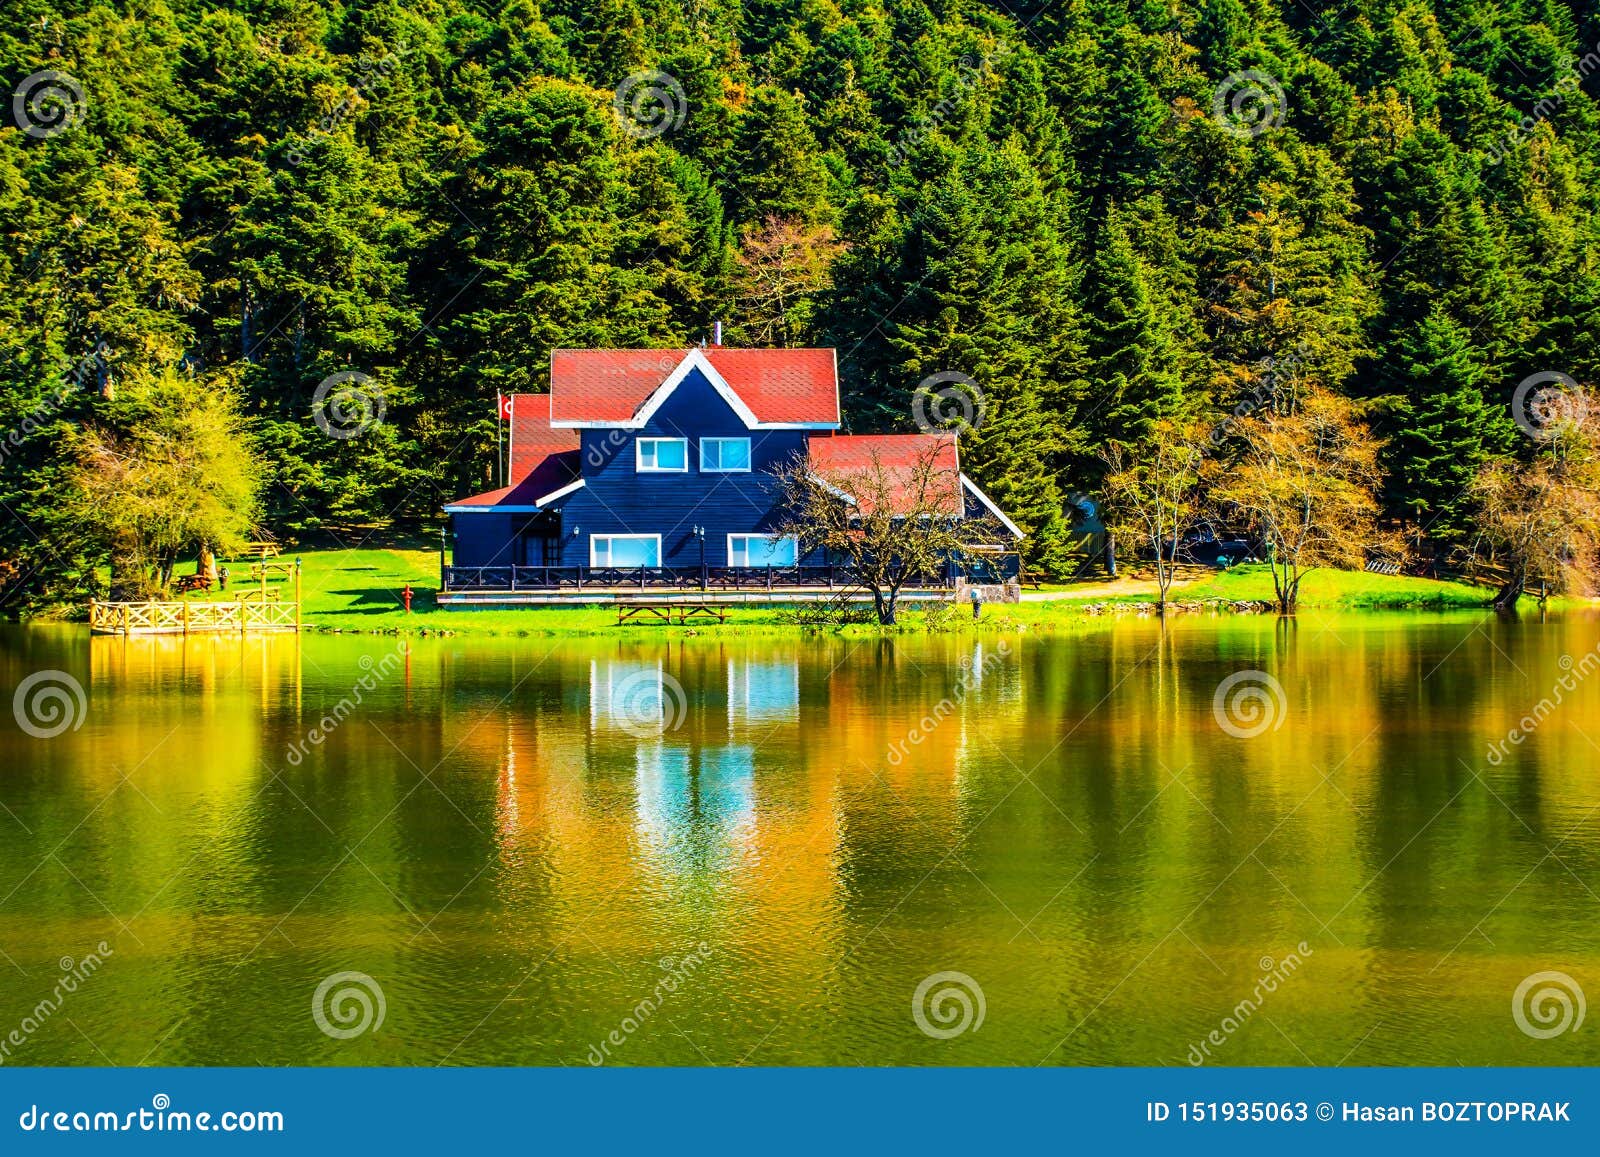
[89, 599, 299, 635]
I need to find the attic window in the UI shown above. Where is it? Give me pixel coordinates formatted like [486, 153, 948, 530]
[636, 437, 687, 472]
[701, 437, 751, 472]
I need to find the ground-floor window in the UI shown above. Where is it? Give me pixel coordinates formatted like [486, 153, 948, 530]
[727, 533, 798, 567]
[591, 533, 661, 567]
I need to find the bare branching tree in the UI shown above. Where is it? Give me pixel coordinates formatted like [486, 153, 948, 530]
[771, 442, 998, 625]
[1208, 385, 1388, 612]
[1470, 407, 1600, 611]
[1099, 418, 1208, 611]
[731, 216, 846, 347]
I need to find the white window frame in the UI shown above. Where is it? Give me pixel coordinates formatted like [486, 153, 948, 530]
[727, 533, 798, 568]
[700, 436, 752, 473]
[635, 437, 688, 472]
[590, 533, 663, 567]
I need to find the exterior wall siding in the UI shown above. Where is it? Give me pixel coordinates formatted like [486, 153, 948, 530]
[451, 511, 518, 568]
[553, 368, 821, 567]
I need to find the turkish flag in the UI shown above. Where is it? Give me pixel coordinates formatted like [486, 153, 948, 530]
[497, 393, 512, 421]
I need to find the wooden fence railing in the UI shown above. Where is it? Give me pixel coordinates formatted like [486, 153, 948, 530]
[441, 564, 960, 592]
[89, 599, 299, 634]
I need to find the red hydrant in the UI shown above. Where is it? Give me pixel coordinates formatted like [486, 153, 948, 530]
[402, 584, 413, 614]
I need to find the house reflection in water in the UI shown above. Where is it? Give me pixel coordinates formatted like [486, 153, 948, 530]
[585, 653, 802, 870]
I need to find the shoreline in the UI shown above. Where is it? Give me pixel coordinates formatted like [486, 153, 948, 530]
[28, 548, 1579, 639]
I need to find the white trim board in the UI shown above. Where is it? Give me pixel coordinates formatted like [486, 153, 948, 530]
[960, 474, 1024, 539]
[535, 478, 585, 506]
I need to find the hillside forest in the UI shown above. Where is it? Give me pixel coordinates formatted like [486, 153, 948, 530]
[3, 0, 1600, 603]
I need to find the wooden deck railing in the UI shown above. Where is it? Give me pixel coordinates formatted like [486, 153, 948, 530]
[440, 564, 957, 592]
[89, 599, 299, 634]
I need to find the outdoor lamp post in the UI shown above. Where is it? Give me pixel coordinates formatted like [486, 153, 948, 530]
[693, 525, 707, 590]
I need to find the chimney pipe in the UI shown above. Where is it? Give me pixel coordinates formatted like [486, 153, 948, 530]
[713, 320, 722, 346]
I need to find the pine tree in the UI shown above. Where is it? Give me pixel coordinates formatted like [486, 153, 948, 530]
[1388, 306, 1508, 547]
[1082, 205, 1185, 446]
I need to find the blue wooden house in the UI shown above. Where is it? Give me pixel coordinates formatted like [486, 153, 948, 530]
[442, 347, 1021, 591]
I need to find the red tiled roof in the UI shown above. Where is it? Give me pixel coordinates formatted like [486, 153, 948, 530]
[509, 394, 581, 481]
[550, 348, 839, 425]
[806, 433, 962, 516]
[446, 449, 581, 509]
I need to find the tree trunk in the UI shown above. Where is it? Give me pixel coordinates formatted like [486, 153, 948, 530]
[1493, 573, 1525, 613]
[198, 543, 216, 584]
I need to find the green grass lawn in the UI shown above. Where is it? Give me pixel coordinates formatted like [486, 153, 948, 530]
[1174, 564, 1497, 608]
[150, 550, 1525, 637]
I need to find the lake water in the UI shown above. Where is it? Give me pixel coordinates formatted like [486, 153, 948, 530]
[1, 613, 1596, 1066]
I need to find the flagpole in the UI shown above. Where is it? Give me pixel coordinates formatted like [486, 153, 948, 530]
[496, 391, 504, 489]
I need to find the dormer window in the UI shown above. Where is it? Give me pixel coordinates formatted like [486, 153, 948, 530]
[636, 437, 687, 472]
[700, 437, 751, 472]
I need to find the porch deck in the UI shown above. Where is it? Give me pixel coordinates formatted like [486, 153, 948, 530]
[436, 587, 956, 608]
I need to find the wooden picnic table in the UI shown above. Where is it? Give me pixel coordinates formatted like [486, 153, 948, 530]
[174, 573, 211, 594]
[617, 602, 727, 626]
[249, 561, 295, 581]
